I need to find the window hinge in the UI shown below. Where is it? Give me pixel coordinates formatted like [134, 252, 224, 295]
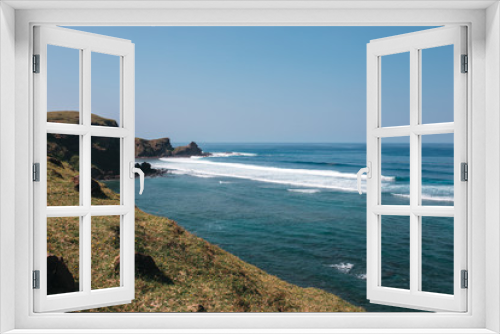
[33, 163, 40, 182]
[461, 54, 468, 73]
[461, 270, 468, 289]
[33, 54, 40, 73]
[461, 162, 468, 182]
[33, 270, 40, 289]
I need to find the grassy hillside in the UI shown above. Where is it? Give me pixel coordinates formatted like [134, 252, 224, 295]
[47, 160, 363, 312]
[46, 111, 364, 312]
[47, 110, 118, 127]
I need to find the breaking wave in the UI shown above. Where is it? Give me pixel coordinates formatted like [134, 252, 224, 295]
[156, 158, 453, 201]
[287, 189, 321, 194]
[156, 158, 394, 193]
[207, 152, 258, 158]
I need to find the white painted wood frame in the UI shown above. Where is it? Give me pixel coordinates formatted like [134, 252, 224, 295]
[1, 2, 496, 333]
[366, 26, 467, 312]
[32, 26, 135, 313]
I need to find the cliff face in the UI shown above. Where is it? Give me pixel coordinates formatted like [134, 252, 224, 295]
[172, 142, 204, 157]
[135, 138, 174, 158]
[47, 111, 208, 179]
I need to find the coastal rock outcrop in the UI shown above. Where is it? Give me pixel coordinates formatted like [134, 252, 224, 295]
[136, 138, 209, 158]
[135, 137, 174, 158]
[172, 142, 206, 157]
[134, 162, 166, 177]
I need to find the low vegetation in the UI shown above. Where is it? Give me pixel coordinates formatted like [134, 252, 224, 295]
[46, 111, 364, 313]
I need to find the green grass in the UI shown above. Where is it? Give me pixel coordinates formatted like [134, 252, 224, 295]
[45, 108, 364, 312]
[46, 159, 364, 312]
[47, 111, 118, 127]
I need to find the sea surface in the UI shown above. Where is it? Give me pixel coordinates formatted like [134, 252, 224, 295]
[110, 143, 455, 312]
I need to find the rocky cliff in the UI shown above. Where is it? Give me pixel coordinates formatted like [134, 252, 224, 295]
[48, 111, 208, 179]
[135, 137, 174, 158]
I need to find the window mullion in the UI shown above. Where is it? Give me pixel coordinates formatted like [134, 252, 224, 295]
[82, 48, 92, 295]
[409, 47, 420, 294]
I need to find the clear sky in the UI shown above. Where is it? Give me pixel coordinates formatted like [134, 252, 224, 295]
[48, 26, 454, 143]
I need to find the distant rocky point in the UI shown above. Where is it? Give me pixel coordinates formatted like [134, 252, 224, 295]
[135, 138, 209, 158]
[47, 111, 210, 180]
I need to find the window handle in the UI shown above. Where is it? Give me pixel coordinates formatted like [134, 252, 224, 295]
[130, 162, 145, 195]
[357, 162, 372, 195]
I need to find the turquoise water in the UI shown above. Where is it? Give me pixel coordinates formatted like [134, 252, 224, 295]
[112, 143, 454, 312]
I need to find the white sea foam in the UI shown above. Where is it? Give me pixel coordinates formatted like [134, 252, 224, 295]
[329, 263, 354, 274]
[156, 158, 453, 201]
[155, 158, 395, 193]
[219, 181, 232, 184]
[170, 170, 216, 178]
[287, 189, 321, 194]
[356, 273, 367, 280]
[209, 152, 258, 158]
[392, 193, 454, 202]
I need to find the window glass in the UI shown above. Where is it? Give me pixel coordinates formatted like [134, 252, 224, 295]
[92, 52, 121, 127]
[47, 45, 80, 124]
[47, 134, 80, 206]
[421, 45, 454, 124]
[381, 137, 410, 205]
[381, 52, 410, 127]
[92, 215, 121, 290]
[47, 217, 80, 295]
[91, 137, 121, 205]
[421, 134, 454, 206]
[421, 216, 454, 295]
[381, 215, 410, 290]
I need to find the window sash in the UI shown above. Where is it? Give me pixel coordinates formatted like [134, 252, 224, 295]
[366, 26, 468, 312]
[32, 25, 136, 313]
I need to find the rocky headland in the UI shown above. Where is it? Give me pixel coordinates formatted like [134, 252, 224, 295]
[47, 111, 209, 180]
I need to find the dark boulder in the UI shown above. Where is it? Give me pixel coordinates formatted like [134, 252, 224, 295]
[115, 253, 173, 285]
[47, 255, 77, 295]
[72, 175, 107, 198]
[187, 304, 207, 312]
[134, 162, 166, 177]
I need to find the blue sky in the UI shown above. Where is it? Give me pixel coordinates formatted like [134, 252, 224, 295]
[48, 26, 453, 143]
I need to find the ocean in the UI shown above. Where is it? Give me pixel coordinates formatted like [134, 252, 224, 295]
[112, 143, 454, 312]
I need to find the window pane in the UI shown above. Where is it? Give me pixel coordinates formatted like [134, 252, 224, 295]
[421, 134, 454, 206]
[47, 134, 80, 206]
[92, 215, 120, 290]
[421, 45, 454, 124]
[381, 137, 410, 205]
[91, 137, 121, 205]
[92, 52, 121, 127]
[381, 52, 410, 127]
[421, 217, 454, 295]
[47, 217, 80, 295]
[47, 45, 80, 124]
[381, 215, 410, 290]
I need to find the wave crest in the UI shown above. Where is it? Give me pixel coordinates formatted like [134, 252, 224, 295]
[156, 158, 452, 201]
[208, 152, 257, 158]
[288, 189, 321, 194]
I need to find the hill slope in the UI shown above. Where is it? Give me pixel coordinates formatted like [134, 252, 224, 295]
[46, 111, 364, 312]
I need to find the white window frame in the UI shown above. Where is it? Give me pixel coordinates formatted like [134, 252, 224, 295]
[366, 26, 468, 312]
[33, 25, 136, 313]
[0, 1, 499, 333]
